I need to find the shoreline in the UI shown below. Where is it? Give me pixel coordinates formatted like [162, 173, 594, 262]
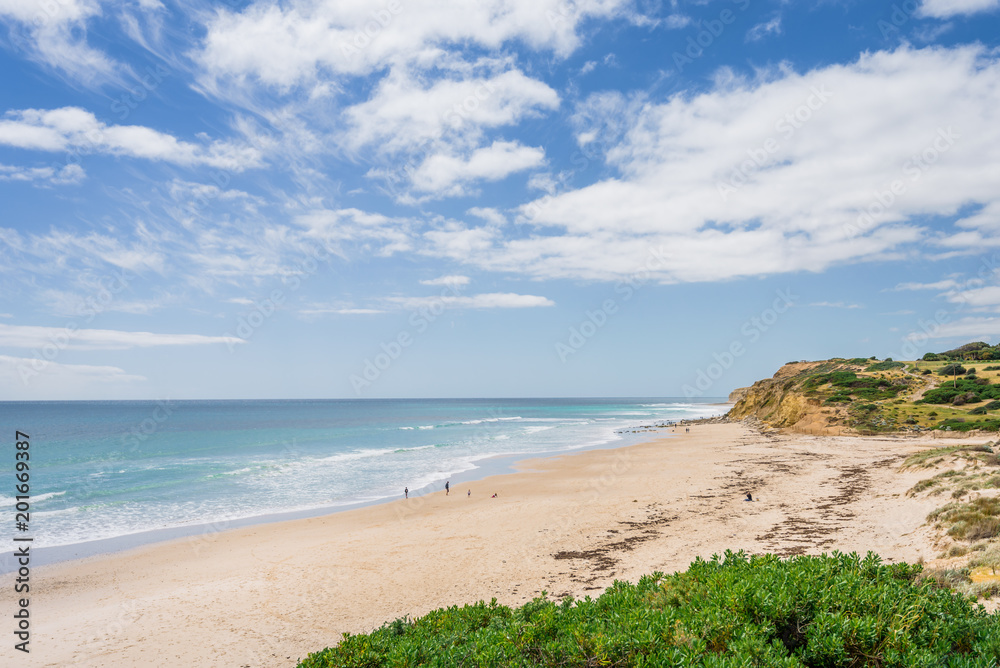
[4, 413, 719, 574]
[3, 421, 978, 667]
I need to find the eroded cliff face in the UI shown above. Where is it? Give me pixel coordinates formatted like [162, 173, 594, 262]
[727, 362, 828, 432]
[727, 387, 750, 404]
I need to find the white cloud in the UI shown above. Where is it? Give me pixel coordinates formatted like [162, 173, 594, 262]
[347, 68, 559, 155]
[419, 45, 1000, 284]
[0, 163, 84, 185]
[294, 207, 413, 257]
[420, 275, 471, 286]
[0, 0, 122, 86]
[410, 141, 545, 196]
[0, 355, 145, 399]
[196, 0, 628, 89]
[809, 301, 861, 308]
[299, 307, 386, 315]
[746, 15, 782, 43]
[2, 226, 166, 274]
[467, 207, 507, 226]
[0, 107, 262, 171]
[664, 14, 692, 29]
[892, 279, 963, 291]
[0, 323, 244, 350]
[387, 292, 555, 310]
[947, 286, 1000, 308]
[927, 316, 1000, 339]
[918, 0, 1000, 18]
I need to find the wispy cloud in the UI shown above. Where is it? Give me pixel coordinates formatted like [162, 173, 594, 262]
[0, 0, 126, 87]
[387, 293, 555, 310]
[0, 323, 244, 350]
[0, 107, 262, 171]
[746, 14, 782, 43]
[0, 162, 84, 185]
[809, 301, 862, 309]
[420, 275, 471, 287]
[891, 279, 964, 291]
[918, 0, 1000, 19]
[925, 316, 1000, 339]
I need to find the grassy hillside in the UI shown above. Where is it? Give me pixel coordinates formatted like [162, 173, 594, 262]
[728, 352, 1000, 435]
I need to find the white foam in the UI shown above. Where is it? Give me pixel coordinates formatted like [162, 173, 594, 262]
[32, 491, 67, 502]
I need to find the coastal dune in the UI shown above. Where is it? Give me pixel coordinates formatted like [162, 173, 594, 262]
[5, 422, 972, 667]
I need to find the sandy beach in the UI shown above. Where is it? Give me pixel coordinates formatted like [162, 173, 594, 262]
[4, 421, 983, 668]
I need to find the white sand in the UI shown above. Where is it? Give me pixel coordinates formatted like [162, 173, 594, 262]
[3, 422, 977, 667]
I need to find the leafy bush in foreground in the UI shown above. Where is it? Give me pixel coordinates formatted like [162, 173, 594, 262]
[298, 552, 1000, 668]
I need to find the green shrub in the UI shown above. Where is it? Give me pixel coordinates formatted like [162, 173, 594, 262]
[299, 552, 1000, 668]
[918, 378, 1000, 405]
[866, 360, 905, 372]
[935, 419, 1000, 432]
[939, 364, 968, 376]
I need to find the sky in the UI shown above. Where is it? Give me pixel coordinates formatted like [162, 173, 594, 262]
[1, 0, 1000, 400]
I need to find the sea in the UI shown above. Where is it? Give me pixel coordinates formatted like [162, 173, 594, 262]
[0, 398, 724, 569]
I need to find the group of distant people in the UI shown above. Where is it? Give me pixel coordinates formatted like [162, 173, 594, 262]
[403, 481, 498, 499]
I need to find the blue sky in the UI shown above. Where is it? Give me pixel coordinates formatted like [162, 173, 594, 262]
[2, 0, 1000, 400]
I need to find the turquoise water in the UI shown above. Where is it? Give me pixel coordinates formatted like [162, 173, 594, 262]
[0, 398, 723, 550]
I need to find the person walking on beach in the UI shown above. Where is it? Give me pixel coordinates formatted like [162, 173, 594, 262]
[404, 487, 408, 499]
[445, 480, 450, 495]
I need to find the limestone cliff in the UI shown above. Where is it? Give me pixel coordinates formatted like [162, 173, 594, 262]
[727, 362, 823, 430]
[727, 386, 750, 404]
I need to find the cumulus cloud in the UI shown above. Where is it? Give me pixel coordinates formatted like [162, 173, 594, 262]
[195, 0, 628, 89]
[410, 141, 545, 196]
[416, 45, 1000, 284]
[346, 68, 559, 155]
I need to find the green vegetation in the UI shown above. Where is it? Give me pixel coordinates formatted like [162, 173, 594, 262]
[937, 419, 1000, 432]
[733, 343, 1000, 433]
[801, 370, 910, 404]
[938, 363, 968, 377]
[925, 342, 1000, 362]
[866, 360, 905, 372]
[918, 377, 1000, 406]
[930, 497, 1000, 542]
[902, 444, 995, 469]
[299, 552, 1000, 668]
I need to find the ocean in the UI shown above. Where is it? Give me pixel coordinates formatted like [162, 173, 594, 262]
[1, 398, 724, 566]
